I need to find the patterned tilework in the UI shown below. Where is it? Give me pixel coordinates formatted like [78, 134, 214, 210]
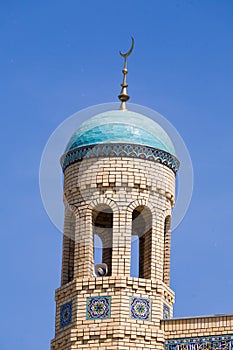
[163, 303, 170, 319]
[130, 297, 152, 321]
[61, 143, 180, 174]
[65, 110, 176, 155]
[60, 301, 72, 328]
[165, 335, 233, 349]
[86, 296, 111, 320]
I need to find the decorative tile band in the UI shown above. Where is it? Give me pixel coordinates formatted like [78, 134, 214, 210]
[61, 143, 180, 174]
[130, 297, 152, 321]
[60, 301, 72, 328]
[163, 303, 170, 320]
[86, 296, 111, 320]
[165, 335, 233, 349]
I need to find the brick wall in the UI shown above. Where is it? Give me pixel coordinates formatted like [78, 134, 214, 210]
[51, 155, 176, 349]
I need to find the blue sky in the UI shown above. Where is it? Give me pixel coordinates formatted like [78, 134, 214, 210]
[1, 1, 233, 349]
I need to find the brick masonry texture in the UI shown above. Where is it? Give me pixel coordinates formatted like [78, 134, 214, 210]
[161, 314, 233, 339]
[51, 155, 233, 349]
[51, 277, 174, 350]
[62, 157, 175, 282]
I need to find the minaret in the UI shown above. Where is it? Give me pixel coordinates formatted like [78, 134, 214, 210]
[51, 39, 179, 350]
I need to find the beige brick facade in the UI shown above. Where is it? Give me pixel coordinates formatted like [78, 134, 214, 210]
[52, 276, 175, 350]
[62, 157, 175, 282]
[51, 154, 233, 349]
[51, 156, 176, 349]
[162, 314, 233, 339]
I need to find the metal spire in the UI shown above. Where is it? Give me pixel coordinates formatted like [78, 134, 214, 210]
[118, 37, 135, 110]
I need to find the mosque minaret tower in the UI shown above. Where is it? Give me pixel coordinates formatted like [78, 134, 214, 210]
[51, 38, 179, 350]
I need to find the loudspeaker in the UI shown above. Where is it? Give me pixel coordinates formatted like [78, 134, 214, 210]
[94, 263, 108, 277]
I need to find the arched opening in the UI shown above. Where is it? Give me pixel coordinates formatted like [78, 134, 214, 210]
[131, 206, 152, 279]
[61, 210, 75, 285]
[163, 215, 171, 286]
[92, 205, 113, 276]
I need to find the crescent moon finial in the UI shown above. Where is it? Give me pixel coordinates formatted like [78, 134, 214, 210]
[118, 37, 135, 110]
[119, 36, 135, 58]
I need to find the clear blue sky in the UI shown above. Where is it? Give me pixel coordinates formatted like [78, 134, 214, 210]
[1, 1, 233, 349]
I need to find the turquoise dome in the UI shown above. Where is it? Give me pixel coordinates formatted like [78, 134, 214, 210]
[65, 110, 176, 156]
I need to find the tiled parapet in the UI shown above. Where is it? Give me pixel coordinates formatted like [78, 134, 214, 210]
[53, 276, 174, 336]
[165, 334, 233, 350]
[61, 143, 179, 174]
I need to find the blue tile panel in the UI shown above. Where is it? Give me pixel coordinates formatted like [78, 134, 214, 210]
[130, 297, 152, 321]
[86, 296, 111, 320]
[65, 110, 176, 156]
[165, 335, 233, 349]
[60, 301, 72, 328]
[163, 303, 170, 319]
[61, 143, 180, 174]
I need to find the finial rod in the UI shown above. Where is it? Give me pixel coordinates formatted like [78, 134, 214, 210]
[118, 37, 134, 110]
